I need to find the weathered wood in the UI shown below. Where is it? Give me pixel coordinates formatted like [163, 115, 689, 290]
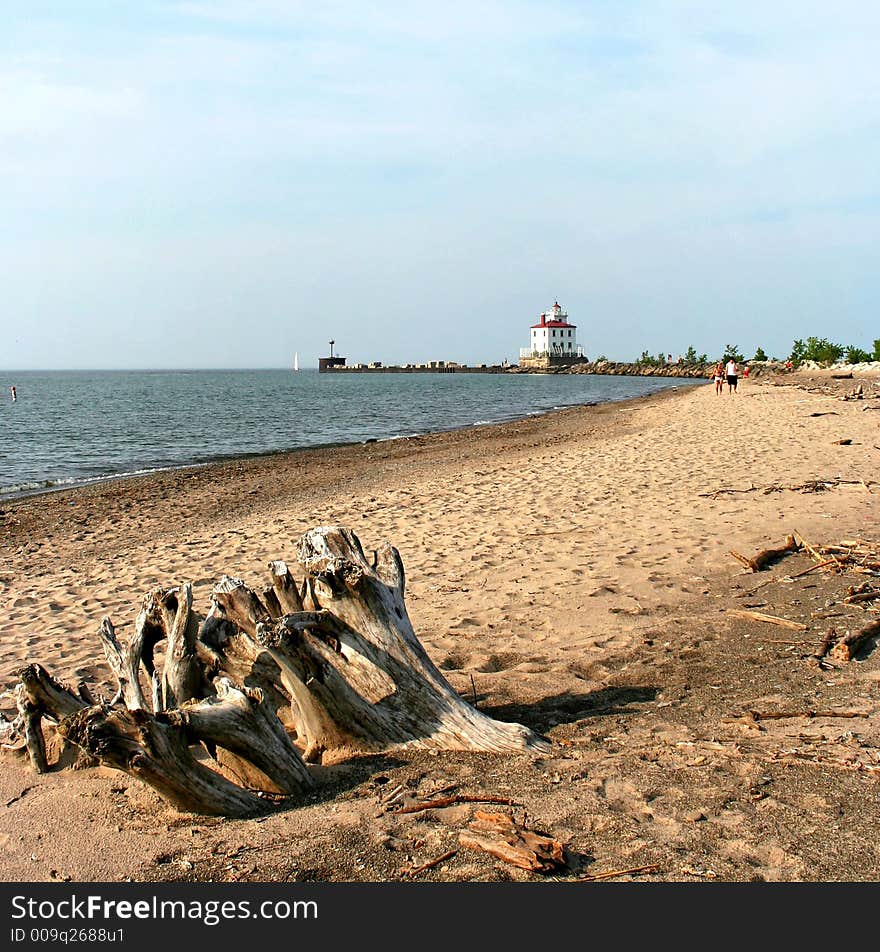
[99, 617, 148, 710]
[726, 609, 808, 632]
[730, 534, 801, 572]
[211, 576, 272, 635]
[131, 590, 167, 712]
[211, 534, 550, 757]
[13, 524, 557, 817]
[829, 619, 880, 663]
[58, 705, 267, 818]
[814, 628, 839, 665]
[16, 686, 47, 773]
[788, 559, 839, 579]
[268, 561, 305, 613]
[402, 849, 458, 877]
[458, 810, 565, 872]
[289, 526, 550, 754]
[262, 587, 283, 619]
[14, 665, 88, 774]
[394, 793, 518, 815]
[575, 863, 661, 882]
[166, 679, 313, 795]
[161, 584, 206, 710]
[747, 709, 868, 721]
[209, 580, 340, 760]
[17, 664, 86, 721]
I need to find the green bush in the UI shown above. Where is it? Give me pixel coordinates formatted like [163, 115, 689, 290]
[721, 344, 744, 363]
[845, 346, 871, 364]
[753, 346, 768, 362]
[790, 337, 844, 366]
[637, 349, 663, 366]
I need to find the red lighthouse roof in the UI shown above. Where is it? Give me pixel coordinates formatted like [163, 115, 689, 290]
[531, 300, 574, 329]
[532, 319, 576, 328]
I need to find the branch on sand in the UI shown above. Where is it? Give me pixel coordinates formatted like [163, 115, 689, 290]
[729, 534, 801, 572]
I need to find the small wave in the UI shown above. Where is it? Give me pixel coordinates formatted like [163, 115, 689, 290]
[0, 463, 188, 500]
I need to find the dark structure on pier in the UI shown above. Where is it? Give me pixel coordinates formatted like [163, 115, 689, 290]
[318, 339, 347, 373]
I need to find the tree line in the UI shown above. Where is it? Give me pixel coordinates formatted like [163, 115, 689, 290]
[630, 338, 880, 368]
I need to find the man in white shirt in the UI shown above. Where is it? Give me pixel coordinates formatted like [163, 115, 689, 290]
[725, 359, 739, 393]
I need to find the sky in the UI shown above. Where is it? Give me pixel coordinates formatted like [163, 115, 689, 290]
[2, 1, 878, 369]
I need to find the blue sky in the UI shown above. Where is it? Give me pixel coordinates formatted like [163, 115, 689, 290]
[2, 1, 878, 368]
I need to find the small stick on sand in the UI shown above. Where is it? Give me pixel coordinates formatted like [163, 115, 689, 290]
[793, 530, 828, 563]
[403, 849, 458, 877]
[395, 794, 519, 815]
[574, 863, 661, 882]
[726, 609, 808, 632]
[747, 710, 868, 721]
[787, 559, 839, 579]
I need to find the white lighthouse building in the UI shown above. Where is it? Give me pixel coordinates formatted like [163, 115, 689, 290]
[520, 301, 583, 365]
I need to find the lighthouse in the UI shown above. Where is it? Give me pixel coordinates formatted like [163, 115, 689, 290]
[520, 301, 584, 367]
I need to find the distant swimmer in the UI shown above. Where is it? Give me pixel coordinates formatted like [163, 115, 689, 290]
[9, 385, 15, 402]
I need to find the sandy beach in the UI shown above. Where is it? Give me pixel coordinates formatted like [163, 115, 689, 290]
[1, 367, 878, 882]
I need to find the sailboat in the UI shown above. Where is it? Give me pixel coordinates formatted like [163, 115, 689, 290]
[293, 352, 299, 372]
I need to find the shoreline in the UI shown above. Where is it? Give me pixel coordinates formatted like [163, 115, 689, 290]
[0, 377, 697, 505]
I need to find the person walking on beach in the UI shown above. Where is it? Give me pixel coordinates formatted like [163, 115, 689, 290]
[725, 358, 739, 394]
[713, 361, 724, 396]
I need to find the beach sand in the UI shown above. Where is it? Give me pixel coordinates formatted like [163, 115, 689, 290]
[1, 367, 878, 882]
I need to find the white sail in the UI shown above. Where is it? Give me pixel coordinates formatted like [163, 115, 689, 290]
[293, 352, 299, 371]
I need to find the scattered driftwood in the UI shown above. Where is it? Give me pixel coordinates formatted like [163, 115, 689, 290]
[827, 620, 880, 663]
[788, 559, 840, 579]
[394, 793, 519, 815]
[10, 526, 549, 817]
[832, 439, 853, 446]
[726, 609, 808, 632]
[401, 849, 458, 878]
[730, 534, 800, 572]
[700, 477, 875, 499]
[845, 582, 880, 605]
[575, 863, 661, 882]
[458, 810, 566, 872]
[746, 709, 869, 722]
[699, 484, 759, 499]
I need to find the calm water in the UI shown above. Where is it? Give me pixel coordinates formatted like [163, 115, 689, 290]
[0, 369, 693, 499]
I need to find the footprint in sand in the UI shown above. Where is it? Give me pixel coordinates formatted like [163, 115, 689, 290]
[474, 652, 524, 673]
[450, 617, 482, 629]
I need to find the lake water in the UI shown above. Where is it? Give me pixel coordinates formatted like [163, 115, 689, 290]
[0, 369, 694, 499]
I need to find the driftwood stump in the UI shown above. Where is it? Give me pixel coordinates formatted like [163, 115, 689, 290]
[11, 526, 549, 817]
